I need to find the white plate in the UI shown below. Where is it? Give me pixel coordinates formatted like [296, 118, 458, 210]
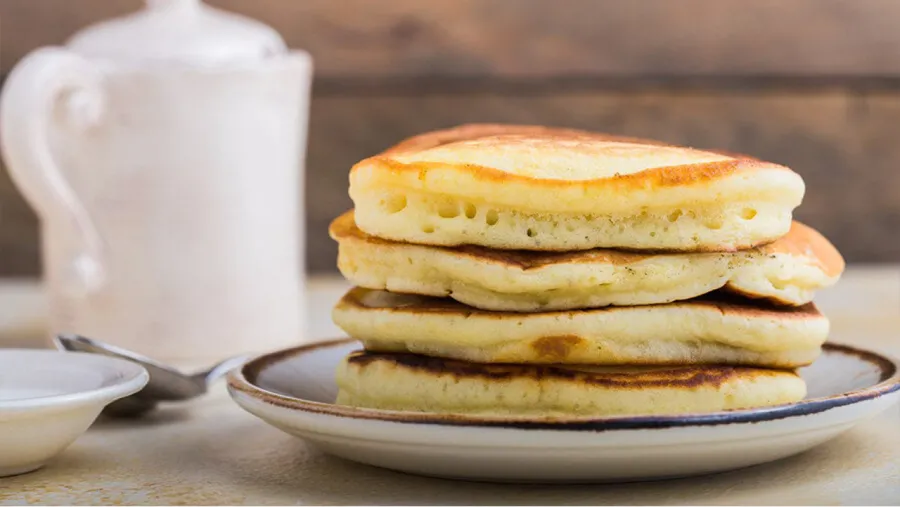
[0, 349, 149, 477]
[228, 339, 900, 483]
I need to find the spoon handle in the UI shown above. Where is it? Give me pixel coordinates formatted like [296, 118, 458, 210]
[192, 354, 251, 385]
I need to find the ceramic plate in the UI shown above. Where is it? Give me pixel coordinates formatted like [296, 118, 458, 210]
[227, 339, 900, 483]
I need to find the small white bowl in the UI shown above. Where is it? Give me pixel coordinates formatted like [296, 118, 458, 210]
[0, 349, 148, 477]
[229, 339, 900, 483]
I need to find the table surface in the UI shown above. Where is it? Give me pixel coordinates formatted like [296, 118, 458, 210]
[0, 270, 899, 505]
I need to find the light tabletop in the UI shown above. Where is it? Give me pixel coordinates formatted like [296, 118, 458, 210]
[0, 270, 898, 505]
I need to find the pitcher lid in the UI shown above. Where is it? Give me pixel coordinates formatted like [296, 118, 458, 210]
[67, 0, 287, 65]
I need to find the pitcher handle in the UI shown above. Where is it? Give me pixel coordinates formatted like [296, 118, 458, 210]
[1, 48, 107, 295]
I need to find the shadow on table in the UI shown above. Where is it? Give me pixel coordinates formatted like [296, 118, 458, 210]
[91, 406, 194, 429]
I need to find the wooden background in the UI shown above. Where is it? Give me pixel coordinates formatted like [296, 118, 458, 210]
[1, 0, 899, 276]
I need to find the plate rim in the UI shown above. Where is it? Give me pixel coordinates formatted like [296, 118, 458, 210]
[227, 338, 900, 431]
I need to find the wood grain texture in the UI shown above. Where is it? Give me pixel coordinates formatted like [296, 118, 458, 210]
[4, 0, 900, 79]
[0, 167, 40, 276]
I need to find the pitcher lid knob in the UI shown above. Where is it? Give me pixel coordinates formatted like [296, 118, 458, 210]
[66, 0, 287, 65]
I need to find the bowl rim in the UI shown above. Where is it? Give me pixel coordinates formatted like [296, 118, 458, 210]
[0, 349, 149, 412]
[227, 338, 900, 431]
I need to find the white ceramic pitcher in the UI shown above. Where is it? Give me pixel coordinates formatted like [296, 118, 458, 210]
[0, 0, 311, 363]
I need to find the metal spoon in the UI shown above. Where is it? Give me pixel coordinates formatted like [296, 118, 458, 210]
[53, 334, 249, 417]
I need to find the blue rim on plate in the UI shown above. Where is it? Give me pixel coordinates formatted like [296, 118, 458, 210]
[228, 338, 900, 431]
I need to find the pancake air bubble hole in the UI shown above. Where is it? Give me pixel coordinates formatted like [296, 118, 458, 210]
[485, 209, 500, 226]
[437, 202, 460, 218]
[526, 228, 537, 238]
[422, 225, 435, 234]
[464, 203, 478, 219]
[384, 194, 407, 214]
[705, 217, 724, 230]
[667, 209, 683, 222]
[741, 208, 758, 220]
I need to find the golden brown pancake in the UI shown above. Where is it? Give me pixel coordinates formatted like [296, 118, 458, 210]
[727, 221, 845, 303]
[330, 212, 843, 310]
[335, 350, 807, 416]
[332, 287, 830, 368]
[349, 124, 805, 252]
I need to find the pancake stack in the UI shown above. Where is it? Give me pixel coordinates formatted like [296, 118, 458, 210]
[330, 124, 845, 417]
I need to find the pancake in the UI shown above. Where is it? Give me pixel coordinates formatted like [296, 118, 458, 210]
[726, 221, 845, 304]
[335, 350, 807, 416]
[331, 212, 843, 310]
[349, 125, 805, 252]
[332, 288, 830, 368]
